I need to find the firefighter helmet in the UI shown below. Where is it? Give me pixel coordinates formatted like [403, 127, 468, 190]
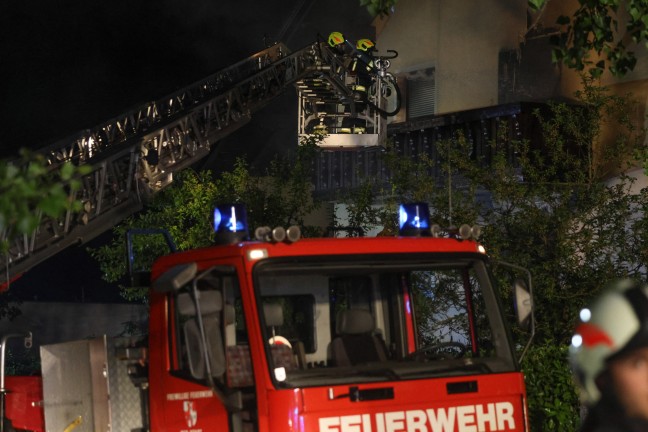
[570, 279, 648, 404]
[328, 32, 345, 48]
[356, 38, 375, 52]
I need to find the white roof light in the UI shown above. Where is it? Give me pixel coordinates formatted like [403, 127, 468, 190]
[248, 249, 268, 260]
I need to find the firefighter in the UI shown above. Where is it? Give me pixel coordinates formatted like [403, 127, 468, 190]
[350, 38, 376, 96]
[327, 31, 349, 56]
[327, 32, 376, 80]
[570, 279, 648, 431]
[352, 38, 376, 75]
[326, 32, 376, 130]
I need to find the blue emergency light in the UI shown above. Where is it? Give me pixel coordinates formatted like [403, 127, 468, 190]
[398, 202, 431, 236]
[213, 204, 249, 244]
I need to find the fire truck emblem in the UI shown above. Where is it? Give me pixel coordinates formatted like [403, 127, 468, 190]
[183, 400, 198, 427]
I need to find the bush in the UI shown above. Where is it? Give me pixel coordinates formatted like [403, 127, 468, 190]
[523, 342, 581, 431]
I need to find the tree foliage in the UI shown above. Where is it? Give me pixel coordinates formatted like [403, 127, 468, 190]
[0, 151, 91, 255]
[359, 0, 398, 17]
[90, 136, 323, 301]
[529, 0, 648, 77]
[0, 150, 91, 322]
[523, 342, 581, 431]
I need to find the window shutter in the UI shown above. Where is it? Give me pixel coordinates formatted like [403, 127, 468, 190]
[408, 77, 436, 118]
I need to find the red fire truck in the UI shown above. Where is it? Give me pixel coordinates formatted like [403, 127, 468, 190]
[3, 202, 534, 432]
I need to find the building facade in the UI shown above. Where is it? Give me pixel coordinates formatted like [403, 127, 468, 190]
[372, 0, 648, 186]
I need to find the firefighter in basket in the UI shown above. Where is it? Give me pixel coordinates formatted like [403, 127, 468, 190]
[570, 279, 648, 431]
[327, 32, 376, 132]
[327, 32, 376, 94]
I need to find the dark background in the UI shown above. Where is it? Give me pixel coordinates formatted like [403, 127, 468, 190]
[0, 1, 374, 302]
[0, 0, 373, 158]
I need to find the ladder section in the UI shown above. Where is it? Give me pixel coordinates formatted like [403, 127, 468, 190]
[0, 42, 344, 286]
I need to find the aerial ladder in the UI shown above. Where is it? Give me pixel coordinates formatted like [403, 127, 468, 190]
[0, 40, 399, 286]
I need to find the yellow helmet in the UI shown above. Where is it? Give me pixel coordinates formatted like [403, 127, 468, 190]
[328, 32, 345, 48]
[356, 38, 375, 52]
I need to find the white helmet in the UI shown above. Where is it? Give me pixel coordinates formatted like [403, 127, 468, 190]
[570, 279, 648, 404]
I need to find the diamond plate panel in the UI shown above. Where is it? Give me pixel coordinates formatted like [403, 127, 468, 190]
[106, 338, 145, 432]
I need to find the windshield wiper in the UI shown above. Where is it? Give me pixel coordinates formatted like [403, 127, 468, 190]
[350, 367, 401, 380]
[400, 361, 491, 377]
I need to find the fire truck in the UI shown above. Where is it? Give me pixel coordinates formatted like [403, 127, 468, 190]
[2, 202, 534, 432]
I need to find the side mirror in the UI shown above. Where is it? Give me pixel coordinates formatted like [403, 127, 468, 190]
[514, 278, 533, 329]
[153, 263, 197, 293]
[126, 228, 177, 289]
[495, 261, 536, 363]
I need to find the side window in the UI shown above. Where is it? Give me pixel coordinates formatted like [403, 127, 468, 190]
[171, 269, 252, 387]
[224, 291, 255, 388]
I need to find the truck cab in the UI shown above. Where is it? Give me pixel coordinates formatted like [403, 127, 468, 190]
[146, 204, 530, 432]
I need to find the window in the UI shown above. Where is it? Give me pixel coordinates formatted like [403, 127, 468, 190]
[254, 254, 515, 388]
[407, 67, 436, 119]
[263, 295, 316, 353]
[409, 267, 492, 357]
[171, 267, 250, 387]
[329, 276, 373, 337]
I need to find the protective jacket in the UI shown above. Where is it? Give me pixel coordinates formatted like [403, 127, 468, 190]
[580, 396, 648, 432]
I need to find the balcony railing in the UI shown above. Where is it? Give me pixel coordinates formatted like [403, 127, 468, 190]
[312, 102, 547, 195]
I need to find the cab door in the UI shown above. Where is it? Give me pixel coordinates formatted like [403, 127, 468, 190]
[153, 262, 256, 432]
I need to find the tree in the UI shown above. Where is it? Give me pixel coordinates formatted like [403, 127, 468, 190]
[0, 150, 90, 317]
[528, 0, 648, 77]
[359, 0, 398, 17]
[90, 136, 323, 301]
[0, 151, 90, 254]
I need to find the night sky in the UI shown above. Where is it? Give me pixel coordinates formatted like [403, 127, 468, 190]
[0, 0, 373, 157]
[1, 1, 373, 301]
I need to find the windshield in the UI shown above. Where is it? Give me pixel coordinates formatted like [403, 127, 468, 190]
[254, 253, 516, 387]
